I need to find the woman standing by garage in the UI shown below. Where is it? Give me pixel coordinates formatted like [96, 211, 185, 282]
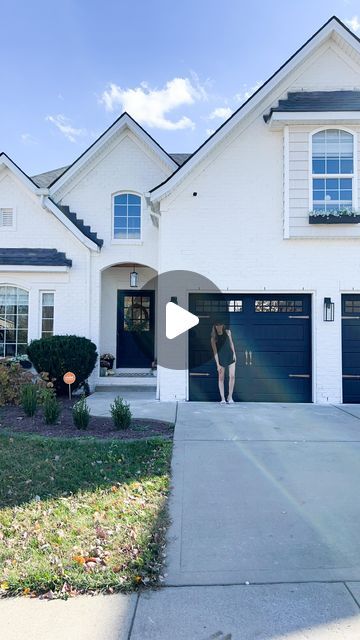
[211, 319, 237, 403]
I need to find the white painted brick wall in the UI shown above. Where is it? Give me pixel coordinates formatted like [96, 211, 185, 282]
[0, 169, 90, 342]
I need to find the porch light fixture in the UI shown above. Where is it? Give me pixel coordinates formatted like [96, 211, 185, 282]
[130, 266, 138, 288]
[324, 297, 334, 322]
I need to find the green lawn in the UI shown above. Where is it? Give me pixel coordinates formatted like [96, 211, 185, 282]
[0, 433, 172, 597]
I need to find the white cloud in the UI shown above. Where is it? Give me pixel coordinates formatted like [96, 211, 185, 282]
[206, 128, 216, 136]
[20, 133, 37, 145]
[46, 114, 87, 143]
[345, 16, 360, 32]
[235, 80, 263, 103]
[209, 107, 233, 120]
[99, 76, 207, 130]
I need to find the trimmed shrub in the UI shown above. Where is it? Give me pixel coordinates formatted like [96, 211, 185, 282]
[72, 396, 90, 430]
[27, 335, 98, 395]
[20, 384, 38, 417]
[43, 391, 61, 425]
[0, 361, 33, 406]
[110, 397, 132, 430]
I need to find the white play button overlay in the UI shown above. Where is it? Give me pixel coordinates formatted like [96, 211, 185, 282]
[166, 302, 199, 340]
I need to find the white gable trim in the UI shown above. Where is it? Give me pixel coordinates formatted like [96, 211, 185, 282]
[150, 17, 360, 204]
[268, 111, 360, 129]
[49, 113, 178, 196]
[0, 154, 40, 195]
[0, 265, 70, 273]
[43, 197, 100, 252]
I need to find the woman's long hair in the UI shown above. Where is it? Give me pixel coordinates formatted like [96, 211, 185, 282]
[211, 323, 227, 341]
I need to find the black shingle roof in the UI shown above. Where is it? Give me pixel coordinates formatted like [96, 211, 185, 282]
[52, 201, 104, 248]
[264, 91, 360, 122]
[0, 248, 72, 267]
[170, 153, 192, 166]
[31, 166, 69, 188]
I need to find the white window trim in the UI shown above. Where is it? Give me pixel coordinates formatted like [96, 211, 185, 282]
[308, 126, 358, 213]
[0, 284, 29, 357]
[0, 206, 16, 231]
[111, 191, 143, 243]
[40, 291, 55, 338]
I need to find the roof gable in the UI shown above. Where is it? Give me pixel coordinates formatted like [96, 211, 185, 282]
[49, 112, 179, 194]
[150, 16, 360, 203]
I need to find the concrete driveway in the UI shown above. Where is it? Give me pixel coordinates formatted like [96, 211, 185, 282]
[166, 402, 360, 586]
[2, 402, 360, 639]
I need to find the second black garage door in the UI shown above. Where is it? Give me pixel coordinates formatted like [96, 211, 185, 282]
[342, 295, 360, 403]
[189, 293, 312, 402]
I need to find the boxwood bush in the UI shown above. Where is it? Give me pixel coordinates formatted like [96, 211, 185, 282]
[27, 335, 98, 395]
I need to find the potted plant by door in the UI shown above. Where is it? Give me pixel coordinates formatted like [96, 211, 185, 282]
[100, 353, 115, 370]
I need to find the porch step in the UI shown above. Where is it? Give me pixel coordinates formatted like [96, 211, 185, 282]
[95, 384, 156, 393]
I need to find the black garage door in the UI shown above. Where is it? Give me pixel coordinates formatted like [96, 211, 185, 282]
[189, 293, 312, 402]
[342, 295, 360, 403]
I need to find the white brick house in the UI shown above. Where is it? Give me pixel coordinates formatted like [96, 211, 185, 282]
[2, 15, 360, 403]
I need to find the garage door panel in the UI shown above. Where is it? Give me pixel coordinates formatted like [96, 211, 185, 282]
[253, 324, 305, 341]
[342, 295, 360, 402]
[189, 293, 312, 402]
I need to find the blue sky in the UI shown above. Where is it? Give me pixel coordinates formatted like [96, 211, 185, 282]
[1, 0, 359, 175]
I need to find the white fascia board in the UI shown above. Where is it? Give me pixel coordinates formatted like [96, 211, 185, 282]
[268, 111, 360, 129]
[150, 19, 360, 204]
[0, 265, 69, 272]
[49, 114, 178, 196]
[44, 197, 99, 252]
[0, 155, 39, 194]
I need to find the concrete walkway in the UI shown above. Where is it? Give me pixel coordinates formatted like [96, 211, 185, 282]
[86, 390, 177, 423]
[2, 403, 360, 639]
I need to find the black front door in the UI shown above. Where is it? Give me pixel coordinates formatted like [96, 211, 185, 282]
[342, 295, 360, 403]
[189, 293, 312, 402]
[117, 290, 155, 368]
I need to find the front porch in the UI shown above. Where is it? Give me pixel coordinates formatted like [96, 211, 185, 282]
[91, 262, 158, 395]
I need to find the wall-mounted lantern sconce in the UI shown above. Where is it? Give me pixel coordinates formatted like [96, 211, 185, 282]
[130, 266, 138, 288]
[170, 296, 178, 304]
[324, 297, 334, 322]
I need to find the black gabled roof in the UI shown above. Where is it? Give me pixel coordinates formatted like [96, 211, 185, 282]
[0, 248, 72, 267]
[51, 201, 104, 248]
[264, 91, 360, 122]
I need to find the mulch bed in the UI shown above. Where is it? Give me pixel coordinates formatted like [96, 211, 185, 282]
[0, 397, 174, 440]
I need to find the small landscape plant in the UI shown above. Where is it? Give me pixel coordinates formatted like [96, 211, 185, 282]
[43, 390, 61, 425]
[110, 396, 132, 430]
[20, 383, 38, 417]
[72, 395, 90, 430]
[0, 360, 33, 406]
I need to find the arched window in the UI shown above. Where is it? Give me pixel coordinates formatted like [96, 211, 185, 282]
[312, 129, 354, 212]
[0, 286, 29, 357]
[113, 193, 141, 240]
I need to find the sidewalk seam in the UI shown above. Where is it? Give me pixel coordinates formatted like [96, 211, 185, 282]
[331, 404, 360, 422]
[127, 591, 140, 640]
[344, 582, 360, 610]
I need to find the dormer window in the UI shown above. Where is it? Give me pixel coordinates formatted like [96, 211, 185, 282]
[312, 129, 354, 212]
[113, 193, 141, 240]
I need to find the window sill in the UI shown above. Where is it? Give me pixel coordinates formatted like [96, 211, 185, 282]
[111, 240, 143, 245]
